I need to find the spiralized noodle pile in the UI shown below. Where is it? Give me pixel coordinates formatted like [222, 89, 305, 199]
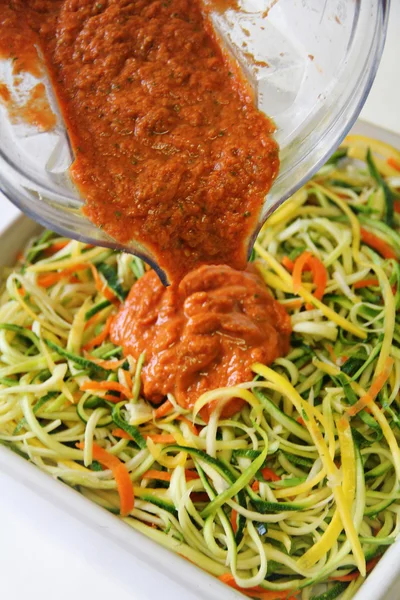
[0, 135, 400, 600]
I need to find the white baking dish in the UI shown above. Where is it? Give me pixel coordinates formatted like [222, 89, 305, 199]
[0, 120, 399, 600]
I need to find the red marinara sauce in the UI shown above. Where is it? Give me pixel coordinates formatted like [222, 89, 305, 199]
[0, 0, 279, 283]
[111, 265, 291, 418]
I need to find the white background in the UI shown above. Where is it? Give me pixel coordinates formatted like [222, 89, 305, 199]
[0, 3, 400, 599]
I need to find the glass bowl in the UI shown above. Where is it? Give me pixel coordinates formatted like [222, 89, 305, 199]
[0, 0, 390, 283]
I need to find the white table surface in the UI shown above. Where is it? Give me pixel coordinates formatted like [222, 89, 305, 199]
[1, 3, 400, 599]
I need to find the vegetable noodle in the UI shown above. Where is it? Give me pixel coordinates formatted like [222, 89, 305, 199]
[0, 134, 400, 600]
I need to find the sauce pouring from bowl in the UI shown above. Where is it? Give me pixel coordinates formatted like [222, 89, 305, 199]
[0, 0, 279, 285]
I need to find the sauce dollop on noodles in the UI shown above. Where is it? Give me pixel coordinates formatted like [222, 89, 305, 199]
[111, 265, 291, 417]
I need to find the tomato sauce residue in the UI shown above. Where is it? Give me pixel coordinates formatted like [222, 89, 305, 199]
[0, 82, 56, 132]
[0, 0, 279, 283]
[0, 2, 43, 79]
[206, 0, 240, 12]
[0, 84, 11, 104]
[0, 2, 56, 131]
[111, 265, 291, 418]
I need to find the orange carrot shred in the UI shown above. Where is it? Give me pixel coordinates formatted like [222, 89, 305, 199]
[85, 356, 126, 370]
[39, 261, 119, 302]
[292, 251, 328, 309]
[326, 344, 338, 364]
[43, 240, 70, 256]
[282, 255, 312, 273]
[142, 469, 199, 482]
[395, 200, 400, 214]
[251, 480, 260, 492]
[261, 467, 281, 482]
[230, 509, 238, 534]
[84, 313, 103, 331]
[153, 399, 173, 419]
[37, 263, 90, 288]
[388, 157, 400, 172]
[89, 263, 118, 303]
[176, 415, 199, 435]
[145, 433, 176, 444]
[330, 555, 382, 582]
[143, 470, 171, 482]
[281, 256, 295, 272]
[123, 370, 134, 391]
[281, 299, 303, 310]
[297, 417, 306, 427]
[37, 262, 119, 296]
[112, 428, 132, 440]
[307, 256, 327, 307]
[102, 394, 123, 402]
[80, 378, 132, 400]
[292, 252, 313, 292]
[218, 574, 296, 599]
[347, 358, 394, 417]
[360, 228, 397, 260]
[37, 273, 64, 288]
[353, 278, 380, 289]
[82, 315, 113, 351]
[76, 441, 133, 516]
[185, 470, 200, 481]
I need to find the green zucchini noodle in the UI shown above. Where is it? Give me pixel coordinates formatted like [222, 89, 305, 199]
[1, 134, 400, 600]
